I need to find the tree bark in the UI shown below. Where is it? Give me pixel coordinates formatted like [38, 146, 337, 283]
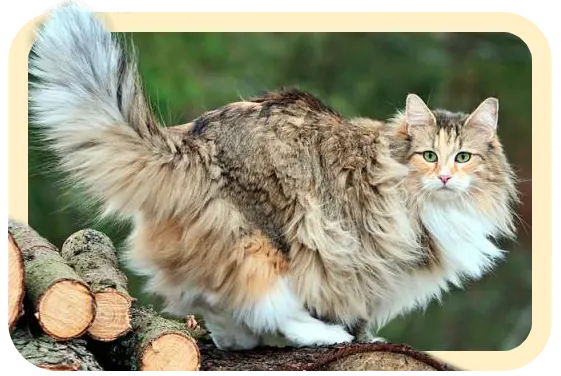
[8, 233, 25, 333]
[8, 221, 96, 341]
[10, 324, 103, 371]
[60, 229, 133, 342]
[199, 341, 457, 371]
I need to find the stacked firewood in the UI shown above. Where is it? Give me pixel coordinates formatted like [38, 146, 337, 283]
[8, 221, 204, 371]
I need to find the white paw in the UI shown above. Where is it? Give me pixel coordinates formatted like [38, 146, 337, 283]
[209, 328, 260, 351]
[310, 324, 355, 346]
[283, 321, 354, 347]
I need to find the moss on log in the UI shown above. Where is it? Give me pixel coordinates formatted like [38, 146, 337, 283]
[90, 306, 204, 371]
[59, 228, 204, 370]
[61, 229, 132, 341]
[8, 221, 95, 341]
[11, 324, 103, 371]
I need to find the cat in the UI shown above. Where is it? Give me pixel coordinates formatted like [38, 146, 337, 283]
[28, 4, 518, 350]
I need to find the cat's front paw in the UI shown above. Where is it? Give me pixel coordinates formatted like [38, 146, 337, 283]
[284, 322, 354, 347]
[313, 324, 355, 346]
[209, 327, 260, 351]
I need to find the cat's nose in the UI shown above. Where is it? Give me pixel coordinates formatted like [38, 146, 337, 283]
[438, 175, 452, 184]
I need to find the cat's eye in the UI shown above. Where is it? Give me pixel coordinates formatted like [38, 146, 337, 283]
[422, 151, 438, 163]
[455, 152, 472, 163]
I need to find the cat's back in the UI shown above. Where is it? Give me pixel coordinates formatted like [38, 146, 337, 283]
[186, 88, 346, 141]
[168, 90, 364, 245]
[178, 89, 349, 184]
[169, 87, 393, 201]
[166, 89, 393, 251]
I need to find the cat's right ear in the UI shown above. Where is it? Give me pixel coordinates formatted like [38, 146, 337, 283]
[464, 97, 499, 141]
[405, 94, 436, 134]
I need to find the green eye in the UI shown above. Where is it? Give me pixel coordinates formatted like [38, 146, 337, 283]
[455, 152, 472, 163]
[423, 151, 438, 163]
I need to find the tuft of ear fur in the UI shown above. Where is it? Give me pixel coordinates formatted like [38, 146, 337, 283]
[464, 97, 499, 140]
[405, 94, 436, 134]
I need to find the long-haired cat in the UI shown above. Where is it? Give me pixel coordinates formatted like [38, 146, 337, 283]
[28, 4, 518, 350]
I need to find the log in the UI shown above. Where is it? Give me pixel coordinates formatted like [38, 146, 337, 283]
[199, 341, 457, 371]
[90, 306, 205, 371]
[60, 229, 133, 342]
[11, 324, 103, 371]
[8, 233, 25, 333]
[59, 227, 204, 370]
[7, 221, 96, 341]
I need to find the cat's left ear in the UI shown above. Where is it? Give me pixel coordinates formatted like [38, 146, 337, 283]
[405, 94, 436, 134]
[464, 97, 499, 140]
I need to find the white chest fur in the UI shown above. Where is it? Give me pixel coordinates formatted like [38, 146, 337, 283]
[419, 202, 505, 279]
[371, 202, 505, 329]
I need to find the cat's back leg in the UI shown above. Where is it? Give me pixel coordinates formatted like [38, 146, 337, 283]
[127, 201, 354, 350]
[221, 232, 355, 347]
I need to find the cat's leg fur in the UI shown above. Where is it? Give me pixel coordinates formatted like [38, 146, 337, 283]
[259, 332, 290, 348]
[279, 310, 355, 347]
[140, 242, 353, 349]
[228, 278, 354, 348]
[352, 319, 388, 343]
[201, 309, 260, 351]
[168, 280, 354, 350]
[155, 287, 261, 351]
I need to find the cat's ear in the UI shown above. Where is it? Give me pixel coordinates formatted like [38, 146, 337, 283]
[405, 94, 436, 134]
[464, 97, 499, 140]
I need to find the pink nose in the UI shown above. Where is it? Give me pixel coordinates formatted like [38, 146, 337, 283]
[438, 175, 452, 184]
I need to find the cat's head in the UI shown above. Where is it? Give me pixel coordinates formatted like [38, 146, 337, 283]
[391, 94, 518, 213]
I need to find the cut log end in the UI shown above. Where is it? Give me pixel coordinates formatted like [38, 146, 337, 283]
[37, 280, 95, 340]
[87, 289, 132, 342]
[8, 234, 25, 332]
[141, 333, 201, 371]
[325, 352, 441, 371]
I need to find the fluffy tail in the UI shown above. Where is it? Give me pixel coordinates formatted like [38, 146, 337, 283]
[29, 4, 207, 221]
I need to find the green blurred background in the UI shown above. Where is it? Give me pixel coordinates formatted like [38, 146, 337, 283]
[28, 32, 532, 351]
